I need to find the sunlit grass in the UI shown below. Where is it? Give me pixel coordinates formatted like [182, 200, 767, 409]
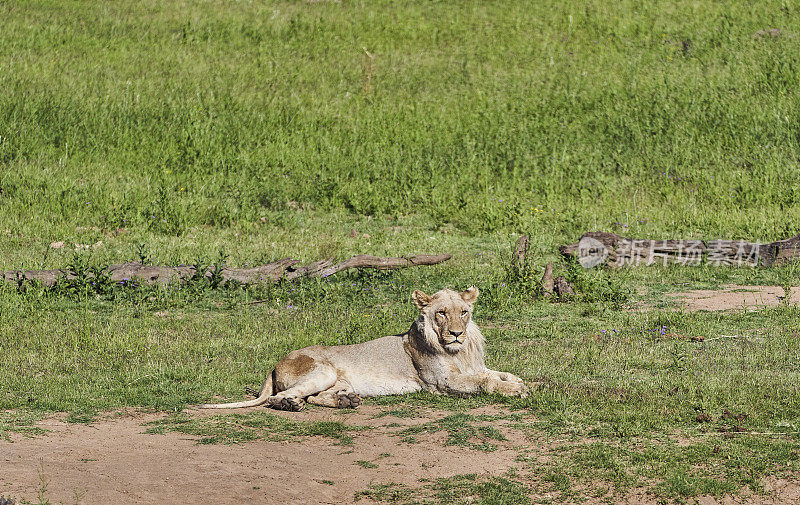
[2, 0, 800, 501]
[1, 0, 799, 272]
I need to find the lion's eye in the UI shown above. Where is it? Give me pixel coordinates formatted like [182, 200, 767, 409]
[437, 311, 446, 318]
[461, 310, 468, 317]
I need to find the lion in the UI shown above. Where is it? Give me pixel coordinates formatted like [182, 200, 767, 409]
[198, 286, 529, 411]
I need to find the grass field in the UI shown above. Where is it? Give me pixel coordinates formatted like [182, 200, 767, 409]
[2, 0, 800, 503]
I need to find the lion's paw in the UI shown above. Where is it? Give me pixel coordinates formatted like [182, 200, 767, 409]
[497, 372, 525, 384]
[510, 382, 530, 398]
[336, 392, 362, 409]
[270, 396, 305, 412]
[494, 380, 530, 398]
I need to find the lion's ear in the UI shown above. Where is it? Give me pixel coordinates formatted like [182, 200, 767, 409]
[460, 286, 479, 304]
[412, 290, 432, 309]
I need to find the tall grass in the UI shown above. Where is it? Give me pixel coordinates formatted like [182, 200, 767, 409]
[1, 0, 798, 251]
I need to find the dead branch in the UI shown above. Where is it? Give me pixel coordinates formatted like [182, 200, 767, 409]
[1, 254, 451, 287]
[561, 232, 800, 268]
[512, 235, 529, 272]
[541, 262, 554, 297]
[554, 275, 575, 298]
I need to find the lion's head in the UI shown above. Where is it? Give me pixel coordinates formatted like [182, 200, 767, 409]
[411, 287, 485, 370]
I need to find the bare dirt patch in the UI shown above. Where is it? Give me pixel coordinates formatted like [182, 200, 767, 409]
[669, 285, 800, 312]
[2, 405, 799, 504]
[0, 405, 523, 505]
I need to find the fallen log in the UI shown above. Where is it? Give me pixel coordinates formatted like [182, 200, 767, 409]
[1, 254, 452, 287]
[314, 254, 451, 278]
[560, 232, 800, 268]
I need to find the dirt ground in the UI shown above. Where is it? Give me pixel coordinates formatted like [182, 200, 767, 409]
[669, 284, 800, 312]
[1, 405, 526, 505]
[3, 404, 799, 505]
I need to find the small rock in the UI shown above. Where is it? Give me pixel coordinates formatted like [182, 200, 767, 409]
[349, 229, 358, 238]
[50, 241, 65, 249]
[362, 233, 370, 239]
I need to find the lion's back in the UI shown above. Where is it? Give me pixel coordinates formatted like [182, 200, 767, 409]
[317, 334, 423, 396]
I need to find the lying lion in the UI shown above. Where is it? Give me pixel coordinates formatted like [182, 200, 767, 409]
[199, 287, 529, 411]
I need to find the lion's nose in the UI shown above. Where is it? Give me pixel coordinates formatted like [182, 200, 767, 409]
[449, 330, 463, 338]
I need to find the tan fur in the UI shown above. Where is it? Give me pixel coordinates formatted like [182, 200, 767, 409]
[198, 287, 529, 411]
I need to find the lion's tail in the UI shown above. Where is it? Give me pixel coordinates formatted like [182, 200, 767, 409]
[196, 371, 275, 409]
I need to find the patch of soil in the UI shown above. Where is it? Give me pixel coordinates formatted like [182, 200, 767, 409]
[669, 285, 800, 312]
[0, 405, 523, 505]
[3, 405, 799, 505]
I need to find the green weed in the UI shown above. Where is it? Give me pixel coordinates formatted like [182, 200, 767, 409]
[145, 412, 359, 445]
[400, 413, 507, 452]
[357, 475, 531, 505]
[0, 411, 47, 441]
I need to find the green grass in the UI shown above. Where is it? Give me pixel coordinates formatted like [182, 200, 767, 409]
[1, 0, 800, 271]
[2, 0, 800, 502]
[399, 413, 508, 451]
[145, 411, 359, 445]
[356, 475, 532, 505]
[355, 459, 379, 469]
[529, 434, 800, 501]
[0, 411, 48, 441]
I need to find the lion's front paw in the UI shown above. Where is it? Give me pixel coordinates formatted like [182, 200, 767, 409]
[495, 380, 530, 398]
[269, 395, 305, 412]
[336, 392, 362, 409]
[496, 371, 525, 384]
[512, 382, 530, 398]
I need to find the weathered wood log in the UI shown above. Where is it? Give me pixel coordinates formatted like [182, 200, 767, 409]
[314, 254, 451, 278]
[512, 235, 530, 272]
[554, 275, 575, 298]
[283, 259, 335, 280]
[541, 262, 554, 297]
[1, 254, 452, 287]
[561, 232, 800, 268]
[759, 234, 800, 266]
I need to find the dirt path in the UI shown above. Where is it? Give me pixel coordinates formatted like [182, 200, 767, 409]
[1, 406, 524, 505]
